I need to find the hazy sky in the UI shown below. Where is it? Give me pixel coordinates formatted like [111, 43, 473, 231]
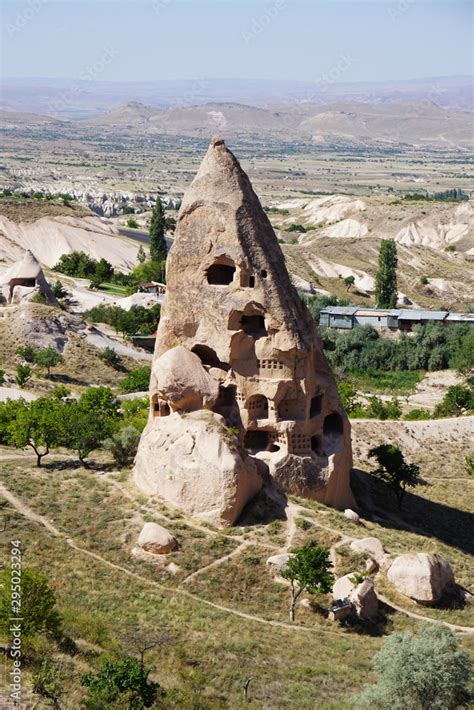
[1, 0, 472, 83]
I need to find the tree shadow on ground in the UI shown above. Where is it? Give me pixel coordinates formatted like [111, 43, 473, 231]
[351, 468, 474, 555]
[238, 482, 287, 527]
[42, 458, 116, 473]
[340, 601, 396, 637]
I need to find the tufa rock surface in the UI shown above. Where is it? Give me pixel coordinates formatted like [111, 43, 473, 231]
[138, 522, 177, 554]
[333, 573, 378, 619]
[387, 552, 455, 605]
[0, 250, 58, 306]
[134, 137, 355, 525]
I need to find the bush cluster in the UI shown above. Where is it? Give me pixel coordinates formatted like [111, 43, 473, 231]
[84, 304, 160, 336]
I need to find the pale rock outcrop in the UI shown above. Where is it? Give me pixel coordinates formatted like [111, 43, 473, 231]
[134, 137, 355, 525]
[266, 553, 295, 576]
[350, 537, 386, 562]
[387, 553, 455, 605]
[344, 509, 360, 523]
[138, 522, 177, 554]
[333, 573, 378, 619]
[0, 250, 57, 306]
[134, 410, 262, 526]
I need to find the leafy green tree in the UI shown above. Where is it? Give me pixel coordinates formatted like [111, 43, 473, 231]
[465, 453, 474, 476]
[32, 660, 63, 708]
[0, 399, 25, 444]
[103, 425, 141, 467]
[448, 329, 474, 373]
[98, 347, 122, 369]
[119, 367, 151, 394]
[137, 245, 146, 263]
[375, 239, 398, 308]
[52, 280, 67, 298]
[149, 197, 167, 262]
[354, 624, 472, 710]
[281, 543, 334, 621]
[0, 568, 62, 640]
[53, 251, 97, 278]
[17, 345, 38, 363]
[131, 259, 166, 286]
[368, 444, 420, 508]
[8, 397, 65, 466]
[62, 403, 114, 466]
[79, 387, 119, 418]
[81, 656, 161, 709]
[344, 275, 355, 292]
[15, 364, 32, 388]
[434, 384, 474, 418]
[34, 346, 64, 377]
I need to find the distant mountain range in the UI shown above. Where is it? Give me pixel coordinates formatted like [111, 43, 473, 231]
[2, 98, 472, 148]
[1, 75, 472, 119]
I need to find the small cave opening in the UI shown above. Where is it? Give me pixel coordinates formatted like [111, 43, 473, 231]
[268, 443, 280, 453]
[207, 262, 235, 285]
[152, 396, 170, 417]
[310, 394, 323, 418]
[241, 314, 267, 337]
[261, 269, 267, 278]
[191, 344, 229, 371]
[216, 384, 237, 407]
[246, 394, 269, 420]
[323, 412, 344, 436]
[244, 429, 270, 453]
[311, 435, 322, 454]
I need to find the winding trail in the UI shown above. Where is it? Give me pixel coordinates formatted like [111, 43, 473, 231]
[1, 456, 473, 636]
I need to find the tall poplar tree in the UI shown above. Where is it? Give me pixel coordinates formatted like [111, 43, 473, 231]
[149, 197, 167, 262]
[375, 239, 398, 308]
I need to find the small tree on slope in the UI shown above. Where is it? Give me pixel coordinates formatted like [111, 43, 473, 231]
[281, 543, 333, 622]
[375, 239, 398, 308]
[368, 443, 420, 509]
[354, 624, 472, 710]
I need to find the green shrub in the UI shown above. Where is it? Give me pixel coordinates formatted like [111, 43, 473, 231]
[404, 408, 431, 421]
[354, 624, 472, 709]
[119, 367, 151, 394]
[127, 217, 139, 229]
[0, 568, 62, 640]
[434, 384, 474, 418]
[81, 656, 161, 709]
[98, 347, 122, 369]
[103, 425, 141, 467]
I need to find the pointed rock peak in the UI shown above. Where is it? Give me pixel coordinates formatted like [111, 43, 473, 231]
[210, 135, 225, 147]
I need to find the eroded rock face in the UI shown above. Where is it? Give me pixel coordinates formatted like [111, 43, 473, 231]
[134, 137, 355, 524]
[332, 573, 378, 619]
[134, 410, 262, 526]
[387, 553, 455, 605]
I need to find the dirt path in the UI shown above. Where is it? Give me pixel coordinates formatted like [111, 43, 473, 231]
[1, 457, 472, 636]
[182, 541, 251, 584]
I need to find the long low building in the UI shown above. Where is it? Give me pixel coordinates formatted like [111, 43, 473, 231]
[319, 306, 474, 331]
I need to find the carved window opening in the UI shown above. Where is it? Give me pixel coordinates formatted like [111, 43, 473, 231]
[207, 261, 235, 285]
[244, 429, 270, 453]
[216, 385, 237, 407]
[261, 269, 267, 278]
[323, 412, 344, 436]
[310, 394, 323, 418]
[311, 435, 322, 454]
[152, 395, 170, 417]
[191, 344, 229, 371]
[246, 394, 269, 420]
[278, 398, 304, 421]
[241, 314, 267, 337]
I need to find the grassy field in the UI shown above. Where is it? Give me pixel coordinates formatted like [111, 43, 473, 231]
[348, 370, 424, 395]
[0, 416, 472, 708]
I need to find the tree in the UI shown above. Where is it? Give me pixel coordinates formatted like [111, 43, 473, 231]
[368, 443, 420, 508]
[119, 626, 170, 667]
[79, 386, 119, 418]
[149, 197, 167, 262]
[81, 656, 161, 709]
[17, 345, 37, 363]
[34, 346, 64, 377]
[137, 245, 147, 263]
[354, 624, 472, 710]
[281, 543, 334, 621]
[375, 239, 398, 308]
[343, 275, 355, 292]
[63, 402, 115, 466]
[32, 660, 63, 709]
[127, 217, 139, 229]
[52, 280, 67, 299]
[103, 425, 141, 467]
[119, 367, 151, 394]
[15, 364, 32, 388]
[98, 347, 122, 369]
[0, 568, 62, 640]
[8, 397, 64, 466]
[434, 384, 474, 418]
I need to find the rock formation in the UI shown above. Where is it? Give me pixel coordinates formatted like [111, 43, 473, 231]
[134, 137, 355, 525]
[387, 552, 455, 605]
[0, 250, 57, 305]
[138, 522, 177, 554]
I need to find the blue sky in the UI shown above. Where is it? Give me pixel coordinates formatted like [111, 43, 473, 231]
[1, 0, 472, 82]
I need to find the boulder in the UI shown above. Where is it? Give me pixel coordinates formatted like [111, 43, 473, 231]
[387, 553, 455, 605]
[350, 537, 386, 562]
[138, 522, 177, 554]
[333, 573, 378, 619]
[266, 553, 294, 576]
[365, 558, 379, 574]
[134, 410, 262, 526]
[152, 346, 219, 412]
[344, 509, 360, 523]
[351, 578, 378, 619]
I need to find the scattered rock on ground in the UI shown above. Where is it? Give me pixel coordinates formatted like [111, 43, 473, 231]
[387, 552, 455, 605]
[350, 537, 386, 561]
[332, 572, 378, 619]
[266, 553, 295, 576]
[344, 509, 360, 523]
[138, 522, 177, 554]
